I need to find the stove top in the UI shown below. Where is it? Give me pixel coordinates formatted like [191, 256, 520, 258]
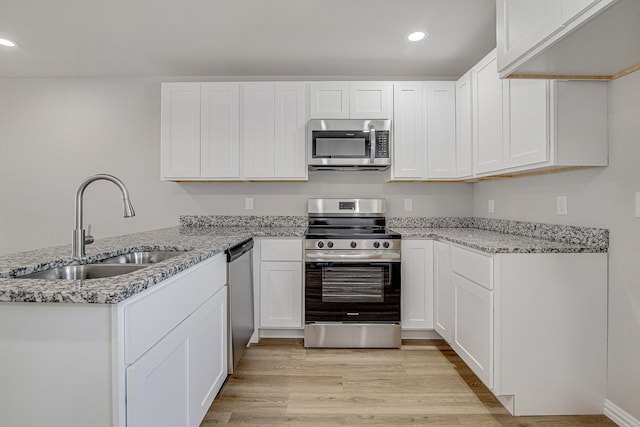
[305, 227, 400, 240]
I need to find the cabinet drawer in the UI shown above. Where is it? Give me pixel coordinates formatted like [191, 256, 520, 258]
[123, 253, 227, 364]
[260, 239, 302, 261]
[450, 245, 494, 290]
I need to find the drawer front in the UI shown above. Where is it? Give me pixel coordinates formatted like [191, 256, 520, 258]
[450, 245, 494, 290]
[260, 238, 303, 261]
[124, 253, 227, 364]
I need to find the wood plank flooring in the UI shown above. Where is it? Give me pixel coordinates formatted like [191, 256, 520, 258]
[201, 339, 615, 426]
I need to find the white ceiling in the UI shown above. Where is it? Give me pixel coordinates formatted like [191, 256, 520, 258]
[0, 0, 496, 79]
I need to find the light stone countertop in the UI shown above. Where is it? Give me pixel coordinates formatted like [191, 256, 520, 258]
[0, 226, 305, 304]
[0, 222, 606, 305]
[393, 227, 607, 254]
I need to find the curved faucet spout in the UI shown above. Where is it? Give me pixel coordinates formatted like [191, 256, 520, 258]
[72, 174, 135, 257]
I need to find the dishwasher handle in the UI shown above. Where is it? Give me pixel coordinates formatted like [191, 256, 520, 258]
[226, 238, 254, 262]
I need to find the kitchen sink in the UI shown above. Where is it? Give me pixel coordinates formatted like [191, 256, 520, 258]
[100, 250, 187, 264]
[16, 264, 147, 280]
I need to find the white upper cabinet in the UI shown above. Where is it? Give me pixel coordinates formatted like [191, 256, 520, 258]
[496, 0, 563, 71]
[391, 81, 458, 181]
[503, 79, 549, 168]
[273, 82, 308, 179]
[201, 83, 241, 178]
[497, 0, 627, 78]
[309, 82, 349, 119]
[425, 82, 457, 179]
[455, 72, 473, 178]
[349, 82, 392, 119]
[243, 82, 308, 180]
[472, 50, 505, 174]
[161, 83, 201, 179]
[310, 82, 391, 119]
[469, 49, 607, 177]
[391, 83, 424, 179]
[161, 81, 307, 181]
[243, 83, 276, 178]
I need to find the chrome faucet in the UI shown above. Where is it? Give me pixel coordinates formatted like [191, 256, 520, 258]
[72, 174, 135, 257]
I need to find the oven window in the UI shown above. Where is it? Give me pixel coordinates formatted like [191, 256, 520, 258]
[314, 138, 367, 158]
[321, 265, 384, 302]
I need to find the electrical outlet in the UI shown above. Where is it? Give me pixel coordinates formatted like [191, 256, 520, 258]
[488, 199, 495, 214]
[245, 197, 254, 210]
[404, 198, 413, 211]
[556, 195, 567, 215]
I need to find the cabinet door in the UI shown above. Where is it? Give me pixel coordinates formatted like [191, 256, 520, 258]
[392, 82, 424, 179]
[349, 82, 391, 119]
[497, 0, 563, 71]
[189, 287, 227, 426]
[201, 83, 240, 178]
[455, 73, 473, 178]
[401, 240, 434, 329]
[503, 79, 550, 168]
[425, 82, 456, 179]
[161, 83, 201, 179]
[451, 273, 494, 388]
[310, 82, 349, 119]
[243, 83, 276, 178]
[433, 241, 451, 342]
[274, 82, 308, 179]
[260, 261, 303, 328]
[126, 319, 191, 427]
[472, 50, 505, 174]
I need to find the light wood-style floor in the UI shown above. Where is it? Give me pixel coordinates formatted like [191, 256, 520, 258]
[201, 339, 615, 426]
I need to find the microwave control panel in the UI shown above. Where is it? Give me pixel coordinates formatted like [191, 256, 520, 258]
[375, 131, 390, 158]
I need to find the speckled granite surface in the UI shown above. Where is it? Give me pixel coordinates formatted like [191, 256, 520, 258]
[395, 228, 606, 254]
[388, 217, 608, 249]
[0, 215, 607, 305]
[0, 225, 305, 304]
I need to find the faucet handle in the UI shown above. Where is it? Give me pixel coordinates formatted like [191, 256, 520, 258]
[84, 224, 95, 245]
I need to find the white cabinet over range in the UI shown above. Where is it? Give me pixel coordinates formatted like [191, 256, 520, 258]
[160, 71, 609, 182]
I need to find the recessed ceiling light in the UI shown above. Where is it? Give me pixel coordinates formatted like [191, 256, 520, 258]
[0, 38, 17, 47]
[407, 31, 427, 42]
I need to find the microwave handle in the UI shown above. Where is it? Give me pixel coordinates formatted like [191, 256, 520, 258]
[369, 125, 376, 161]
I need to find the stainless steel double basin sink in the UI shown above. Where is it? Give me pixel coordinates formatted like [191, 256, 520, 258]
[16, 250, 188, 280]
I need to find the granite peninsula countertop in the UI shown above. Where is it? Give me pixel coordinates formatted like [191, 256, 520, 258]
[0, 225, 305, 304]
[0, 216, 607, 305]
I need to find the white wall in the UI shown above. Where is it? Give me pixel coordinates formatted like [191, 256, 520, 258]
[0, 77, 473, 255]
[474, 71, 640, 420]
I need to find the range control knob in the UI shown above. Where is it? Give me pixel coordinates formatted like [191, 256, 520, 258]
[350, 241, 357, 248]
[373, 241, 380, 248]
[383, 241, 390, 248]
[327, 241, 334, 248]
[317, 241, 324, 248]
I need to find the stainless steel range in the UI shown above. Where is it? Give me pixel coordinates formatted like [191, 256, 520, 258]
[304, 198, 401, 348]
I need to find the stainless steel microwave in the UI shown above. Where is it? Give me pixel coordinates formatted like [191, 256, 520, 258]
[307, 119, 391, 170]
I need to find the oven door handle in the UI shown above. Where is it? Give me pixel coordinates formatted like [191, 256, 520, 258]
[305, 251, 400, 263]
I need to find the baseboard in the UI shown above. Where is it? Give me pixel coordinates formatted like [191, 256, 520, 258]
[605, 400, 640, 427]
[401, 329, 441, 339]
[259, 328, 304, 339]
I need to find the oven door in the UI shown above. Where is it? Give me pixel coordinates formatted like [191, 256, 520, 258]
[305, 261, 400, 323]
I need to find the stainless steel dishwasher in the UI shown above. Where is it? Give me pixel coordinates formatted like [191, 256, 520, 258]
[225, 238, 255, 374]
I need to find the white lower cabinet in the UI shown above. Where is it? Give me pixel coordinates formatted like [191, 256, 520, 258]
[124, 253, 228, 427]
[451, 272, 494, 388]
[401, 239, 434, 330]
[434, 241, 607, 416]
[258, 238, 303, 330]
[433, 241, 452, 342]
